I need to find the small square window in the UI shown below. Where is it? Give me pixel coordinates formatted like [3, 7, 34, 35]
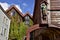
[25, 16, 28, 19]
[11, 11, 15, 16]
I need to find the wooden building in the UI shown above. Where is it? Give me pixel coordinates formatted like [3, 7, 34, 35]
[26, 0, 60, 40]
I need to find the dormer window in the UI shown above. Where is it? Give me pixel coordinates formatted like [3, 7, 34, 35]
[41, 3, 47, 20]
[25, 16, 29, 21]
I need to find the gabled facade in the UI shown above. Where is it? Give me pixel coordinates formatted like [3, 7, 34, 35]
[6, 5, 23, 22]
[23, 12, 33, 26]
[6, 5, 24, 40]
[0, 5, 11, 40]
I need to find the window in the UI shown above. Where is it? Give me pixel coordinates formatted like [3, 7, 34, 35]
[3, 17, 8, 24]
[41, 3, 47, 20]
[5, 19, 8, 25]
[25, 16, 30, 25]
[11, 11, 15, 16]
[1, 27, 4, 35]
[4, 28, 6, 36]
[6, 19, 8, 23]
[25, 21, 29, 25]
[25, 16, 29, 21]
[3, 17, 5, 23]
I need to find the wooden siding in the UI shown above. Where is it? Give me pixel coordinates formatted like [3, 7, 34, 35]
[50, 0, 60, 10]
[50, 11, 60, 27]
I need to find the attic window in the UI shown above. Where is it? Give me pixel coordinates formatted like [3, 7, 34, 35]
[41, 3, 47, 20]
[11, 11, 15, 16]
[25, 16, 29, 21]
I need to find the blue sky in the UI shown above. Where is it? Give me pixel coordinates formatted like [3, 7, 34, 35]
[0, 0, 35, 15]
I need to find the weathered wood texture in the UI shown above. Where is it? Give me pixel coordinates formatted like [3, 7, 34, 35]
[50, 0, 60, 10]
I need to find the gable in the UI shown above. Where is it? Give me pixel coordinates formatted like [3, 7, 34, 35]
[0, 6, 10, 19]
[7, 8, 22, 17]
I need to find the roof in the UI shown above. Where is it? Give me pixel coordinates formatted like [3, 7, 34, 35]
[0, 5, 11, 19]
[40, 0, 48, 5]
[23, 12, 33, 20]
[6, 5, 23, 17]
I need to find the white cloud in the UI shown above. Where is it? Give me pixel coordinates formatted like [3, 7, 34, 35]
[31, 13, 33, 15]
[15, 5, 22, 12]
[0, 2, 10, 10]
[0, 2, 22, 12]
[22, 3, 27, 7]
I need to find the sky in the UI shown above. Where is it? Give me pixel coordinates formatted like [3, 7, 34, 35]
[0, 0, 35, 15]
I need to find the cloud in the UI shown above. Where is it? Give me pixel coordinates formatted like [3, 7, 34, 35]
[22, 3, 27, 7]
[31, 13, 33, 15]
[0, 2, 10, 10]
[15, 5, 22, 12]
[0, 2, 22, 12]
